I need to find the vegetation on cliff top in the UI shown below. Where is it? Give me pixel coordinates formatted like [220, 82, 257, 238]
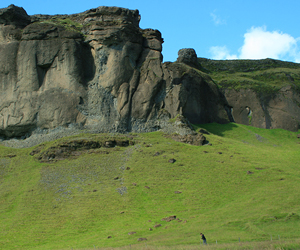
[35, 16, 83, 34]
[0, 123, 300, 249]
[198, 57, 300, 95]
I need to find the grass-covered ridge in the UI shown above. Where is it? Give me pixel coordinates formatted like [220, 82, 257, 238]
[198, 57, 300, 94]
[34, 16, 84, 34]
[0, 124, 300, 249]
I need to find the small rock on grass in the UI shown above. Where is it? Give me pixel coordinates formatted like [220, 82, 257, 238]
[168, 158, 176, 163]
[162, 215, 177, 222]
[138, 237, 147, 241]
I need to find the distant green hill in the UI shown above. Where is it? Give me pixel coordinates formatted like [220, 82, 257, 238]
[0, 123, 300, 249]
[198, 57, 300, 95]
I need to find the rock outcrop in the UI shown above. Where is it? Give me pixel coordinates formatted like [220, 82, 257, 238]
[0, 5, 231, 138]
[1, 5, 298, 138]
[224, 86, 300, 131]
[199, 58, 300, 131]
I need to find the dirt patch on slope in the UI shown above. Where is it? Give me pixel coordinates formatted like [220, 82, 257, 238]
[30, 138, 134, 162]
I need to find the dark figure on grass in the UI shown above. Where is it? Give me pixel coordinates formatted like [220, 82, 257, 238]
[200, 233, 207, 245]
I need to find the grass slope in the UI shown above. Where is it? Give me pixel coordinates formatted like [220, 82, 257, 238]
[198, 58, 300, 95]
[0, 124, 300, 249]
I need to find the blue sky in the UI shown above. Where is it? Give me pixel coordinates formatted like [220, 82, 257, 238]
[2, 0, 300, 63]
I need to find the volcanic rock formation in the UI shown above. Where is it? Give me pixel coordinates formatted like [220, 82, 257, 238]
[0, 5, 230, 138]
[1, 5, 299, 138]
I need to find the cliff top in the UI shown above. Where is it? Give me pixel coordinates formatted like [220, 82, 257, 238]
[0, 4, 140, 25]
[197, 57, 300, 95]
[198, 57, 300, 73]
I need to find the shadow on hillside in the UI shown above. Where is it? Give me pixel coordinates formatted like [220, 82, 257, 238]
[195, 122, 239, 137]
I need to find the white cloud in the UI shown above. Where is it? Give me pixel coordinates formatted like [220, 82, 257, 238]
[209, 26, 300, 62]
[210, 11, 226, 26]
[239, 26, 297, 59]
[209, 46, 238, 60]
[294, 53, 300, 63]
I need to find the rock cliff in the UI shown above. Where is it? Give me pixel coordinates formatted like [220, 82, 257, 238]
[0, 5, 230, 138]
[1, 5, 299, 139]
[199, 58, 300, 131]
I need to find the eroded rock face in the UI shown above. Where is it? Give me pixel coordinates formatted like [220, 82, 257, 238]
[0, 5, 232, 138]
[162, 62, 230, 125]
[225, 86, 300, 131]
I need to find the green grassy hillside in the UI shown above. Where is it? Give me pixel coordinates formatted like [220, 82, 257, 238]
[198, 58, 300, 95]
[0, 124, 300, 249]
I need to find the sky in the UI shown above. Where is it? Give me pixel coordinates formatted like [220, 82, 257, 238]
[2, 0, 300, 63]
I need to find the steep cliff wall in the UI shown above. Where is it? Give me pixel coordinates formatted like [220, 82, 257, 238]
[0, 5, 230, 138]
[2, 5, 298, 138]
[223, 86, 300, 131]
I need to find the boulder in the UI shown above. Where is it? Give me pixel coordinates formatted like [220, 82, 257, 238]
[171, 133, 207, 146]
[137, 238, 147, 241]
[177, 48, 199, 68]
[162, 215, 177, 222]
[168, 158, 176, 163]
[0, 4, 30, 27]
